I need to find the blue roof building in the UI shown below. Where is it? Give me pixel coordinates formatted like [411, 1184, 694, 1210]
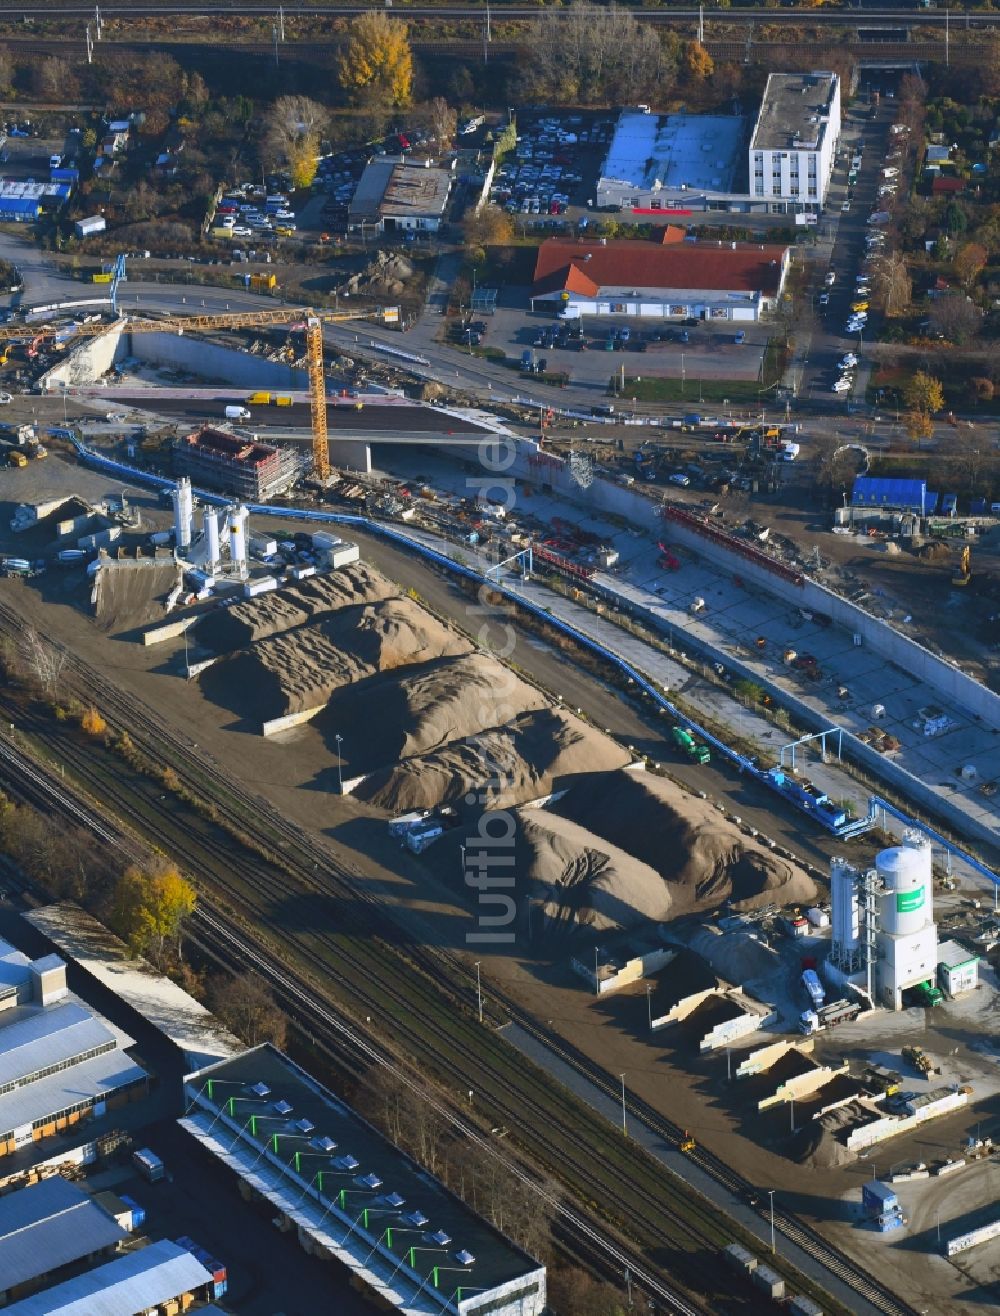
[0, 1178, 126, 1302]
[851, 477, 930, 515]
[5, 1239, 215, 1315]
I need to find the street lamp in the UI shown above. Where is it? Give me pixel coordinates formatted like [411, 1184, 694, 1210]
[768, 1189, 776, 1253]
[334, 733, 344, 794]
[474, 961, 483, 1024]
[646, 982, 654, 1032]
[619, 1073, 627, 1137]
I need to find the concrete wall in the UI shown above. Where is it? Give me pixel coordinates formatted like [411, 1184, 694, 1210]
[845, 1088, 968, 1153]
[128, 332, 309, 391]
[651, 986, 717, 1030]
[493, 438, 1000, 733]
[42, 324, 126, 389]
[758, 1059, 848, 1110]
[699, 1003, 777, 1051]
[573, 947, 677, 995]
[736, 1038, 814, 1077]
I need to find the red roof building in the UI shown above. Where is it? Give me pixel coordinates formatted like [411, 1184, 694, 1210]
[530, 237, 790, 323]
[931, 176, 965, 195]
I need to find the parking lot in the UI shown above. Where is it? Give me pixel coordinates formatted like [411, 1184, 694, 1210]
[457, 299, 769, 390]
[488, 112, 614, 221]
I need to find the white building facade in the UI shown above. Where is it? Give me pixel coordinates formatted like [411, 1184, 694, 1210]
[749, 72, 841, 214]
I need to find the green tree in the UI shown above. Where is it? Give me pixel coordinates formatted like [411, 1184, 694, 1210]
[944, 201, 967, 236]
[338, 12, 413, 107]
[903, 370, 945, 415]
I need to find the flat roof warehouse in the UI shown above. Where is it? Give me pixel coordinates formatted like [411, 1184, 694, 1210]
[598, 111, 747, 197]
[181, 1046, 546, 1315]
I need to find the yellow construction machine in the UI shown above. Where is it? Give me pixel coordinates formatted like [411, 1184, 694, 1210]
[952, 544, 972, 588]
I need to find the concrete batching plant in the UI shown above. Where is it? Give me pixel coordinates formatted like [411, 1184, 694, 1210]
[829, 832, 939, 1011]
[875, 835, 938, 1009]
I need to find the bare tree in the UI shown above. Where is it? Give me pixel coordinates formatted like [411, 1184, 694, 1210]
[209, 972, 287, 1048]
[261, 96, 330, 171]
[871, 251, 911, 318]
[521, 3, 669, 103]
[928, 294, 983, 345]
[21, 629, 67, 699]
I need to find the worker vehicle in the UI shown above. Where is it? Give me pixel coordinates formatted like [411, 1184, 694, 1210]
[225, 405, 252, 421]
[953, 544, 972, 588]
[799, 998, 861, 1034]
[851, 301, 869, 314]
[680, 1130, 696, 1152]
[246, 392, 271, 405]
[903, 1044, 935, 1073]
[802, 969, 825, 1010]
[671, 726, 711, 765]
[911, 981, 944, 1007]
[7, 449, 26, 467]
[0, 391, 10, 404]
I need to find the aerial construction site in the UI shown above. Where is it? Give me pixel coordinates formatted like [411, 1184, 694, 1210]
[0, 288, 997, 1316]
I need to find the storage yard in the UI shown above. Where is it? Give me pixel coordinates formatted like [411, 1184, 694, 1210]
[2, 433, 1000, 1315]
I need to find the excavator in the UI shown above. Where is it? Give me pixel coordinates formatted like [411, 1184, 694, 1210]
[0, 303, 399, 482]
[952, 543, 972, 588]
[680, 1130, 696, 1153]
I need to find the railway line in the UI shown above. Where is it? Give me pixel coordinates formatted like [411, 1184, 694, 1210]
[0, 2, 996, 27]
[0, 593, 915, 1315]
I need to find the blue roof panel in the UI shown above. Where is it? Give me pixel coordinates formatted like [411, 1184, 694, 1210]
[851, 477, 927, 511]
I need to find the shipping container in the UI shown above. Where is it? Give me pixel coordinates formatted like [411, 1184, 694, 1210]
[132, 1148, 165, 1182]
[243, 576, 278, 599]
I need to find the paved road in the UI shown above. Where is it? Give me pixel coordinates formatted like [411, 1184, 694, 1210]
[501, 1021, 886, 1316]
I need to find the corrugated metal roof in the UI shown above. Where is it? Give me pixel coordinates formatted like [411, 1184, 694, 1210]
[0, 1002, 115, 1089]
[5, 1239, 213, 1315]
[0, 1049, 146, 1138]
[0, 1178, 126, 1292]
[851, 477, 928, 511]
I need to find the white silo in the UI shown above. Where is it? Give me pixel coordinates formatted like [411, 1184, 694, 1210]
[203, 508, 221, 572]
[229, 506, 249, 575]
[171, 477, 193, 550]
[875, 830, 938, 1010]
[830, 858, 860, 959]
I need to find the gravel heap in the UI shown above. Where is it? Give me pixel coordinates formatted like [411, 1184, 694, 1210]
[203, 597, 471, 722]
[197, 563, 397, 653]
[355, 707, 632, 811]
[318, 652, 549, 775]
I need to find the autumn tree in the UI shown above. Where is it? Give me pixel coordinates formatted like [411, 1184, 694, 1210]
[903, 371, 945, 415]
[209, 973, 287, 1049]
[427, 96, 457, 149]
[903, 409, 934, 445]
[111, 862, 196, 966]
[684, 40, 714, 82]
[261, 95, 329, 184]
[80, 706, 107, 737]
[464, 204, 513, 251]
[0, 51, 13, 95]
[953, 241, 987, 290]
[338, 12, 413, 108]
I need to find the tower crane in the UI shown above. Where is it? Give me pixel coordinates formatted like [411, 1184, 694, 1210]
[0, 304, 399, 481]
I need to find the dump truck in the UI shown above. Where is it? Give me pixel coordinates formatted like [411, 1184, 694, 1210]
[7, 450, 26, 468]
[798, 998, 861, 1034]
[671, 726, 711, 765]
[912, 981, 944, 1007]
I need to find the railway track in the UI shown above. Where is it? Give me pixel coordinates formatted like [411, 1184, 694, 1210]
[0, 728, 723, 1316]
[0, 593, 915, 1315]
[0, 2, 996, 26]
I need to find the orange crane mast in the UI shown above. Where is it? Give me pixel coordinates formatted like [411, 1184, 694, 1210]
[0, 304, 399, 481]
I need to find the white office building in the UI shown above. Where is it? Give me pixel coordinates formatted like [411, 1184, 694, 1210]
[749, 72, 841, 213]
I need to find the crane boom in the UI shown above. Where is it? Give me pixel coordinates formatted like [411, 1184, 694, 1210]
[0, 303, 399, 478]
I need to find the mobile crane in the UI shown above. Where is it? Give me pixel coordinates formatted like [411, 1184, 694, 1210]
[0, 304, 399, 482]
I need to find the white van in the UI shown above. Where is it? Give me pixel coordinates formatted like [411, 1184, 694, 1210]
[225, 405, 251, 421]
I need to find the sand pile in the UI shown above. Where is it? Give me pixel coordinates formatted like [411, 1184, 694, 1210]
[93, 561, 182, 630]
[683, 925, 783, 987]
[198, 562, 397, 653]
[205, 597, 472, 722]
[356, 707, 631, 812]
[515, 808, 670, 936]
[318, 653, 549, 774]
[552, 771, 817, 918]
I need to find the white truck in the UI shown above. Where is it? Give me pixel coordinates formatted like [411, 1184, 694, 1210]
[799, 998, 861, 1035]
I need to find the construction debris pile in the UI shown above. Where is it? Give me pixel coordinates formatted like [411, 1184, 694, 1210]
[343, 251, 415, 298]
